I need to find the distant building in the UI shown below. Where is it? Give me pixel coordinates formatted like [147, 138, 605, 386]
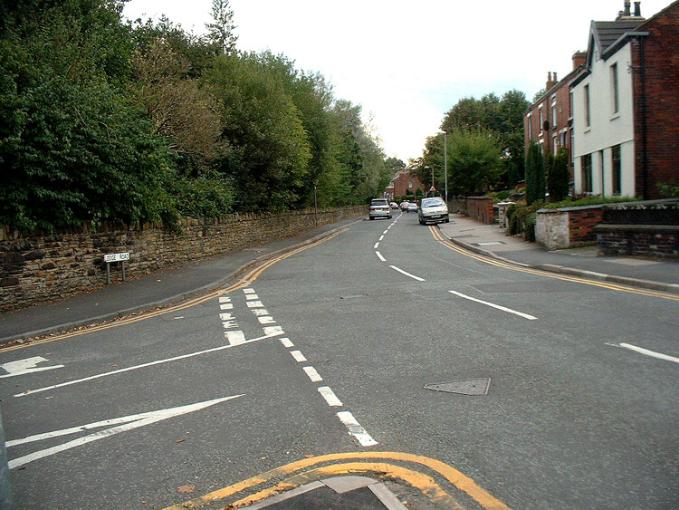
[387, 171, 424, 199]
[571, 0, 679, 198]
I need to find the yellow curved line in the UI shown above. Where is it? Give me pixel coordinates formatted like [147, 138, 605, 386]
[1, 229, 346, 352]
[164, 451, 509, 510]
[429, 225, 679, 301]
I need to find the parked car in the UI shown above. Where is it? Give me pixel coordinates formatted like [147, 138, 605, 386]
[406, 202, 418, 213]
[369, 198, 392, 220]
[418, 197, 449, 224]
[390, 202, 399, 209]
[400, 201, 410, 211]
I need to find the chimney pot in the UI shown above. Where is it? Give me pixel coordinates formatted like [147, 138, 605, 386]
[634, 1, 641, 16]
[624, 0, 631, 16]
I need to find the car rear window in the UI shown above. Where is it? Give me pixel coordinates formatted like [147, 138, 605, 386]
[371, 199, 388, 206]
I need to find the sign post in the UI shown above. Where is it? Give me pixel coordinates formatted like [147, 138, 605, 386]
[104, 252, 130, 284]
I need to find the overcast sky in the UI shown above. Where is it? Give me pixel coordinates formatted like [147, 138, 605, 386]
[124, 0, 669, 163]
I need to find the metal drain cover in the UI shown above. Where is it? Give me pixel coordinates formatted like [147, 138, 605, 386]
[424, 378, 491, 396]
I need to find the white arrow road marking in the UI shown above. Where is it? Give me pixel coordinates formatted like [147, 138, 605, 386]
[0, 357, 64, 379]
[7, 395, 243, 469]
[449, 291, 538, 320]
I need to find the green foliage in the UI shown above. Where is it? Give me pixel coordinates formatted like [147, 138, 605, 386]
[657, 182, 679, 198]
[506, 202, 542, 241]
[542, 196, 639, 209]
[547, 148, 569, 202]
[525, 142, 545, 205]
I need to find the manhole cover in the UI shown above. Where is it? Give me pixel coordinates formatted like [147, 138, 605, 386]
[424, 378, 491, 396]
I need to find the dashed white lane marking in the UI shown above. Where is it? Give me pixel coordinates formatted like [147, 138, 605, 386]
[382, 230, 388, 235]
[375, 251, 386, 262]
[264, 326, 284, 336]
[303, 366, 323, 382]
[243, 289, 256, 294]
[318, 386, 343, 407]
[280, 338, 294, 348]
[0, 357, 64, 379]
[612, 343, 679, 364]
[374, 242, 379, 249]
[246, 301, 264, 308]
[379, 235, 384, 241]
[389, 265, 425, 282]
[225, 330, 246, 346]
[290, 350, 307, 362]
[251, 308, 269, 317]
[14, 332, 284, 398]
[449, 291, 538, 320]
[7, 395, 243, 469]
[245, 294, 259, 300]
[257, 316, 276, 324]
[220, 303, 234, 310]
[337, 411, 378, 447]
[218, 297, 231, 303]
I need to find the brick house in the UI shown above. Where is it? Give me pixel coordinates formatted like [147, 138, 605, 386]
[388, 170, 424, 199]
[524, 52, 587, 182]
[571, 0, 679, 198]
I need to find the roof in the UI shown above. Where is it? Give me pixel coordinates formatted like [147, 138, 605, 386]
[592, 20, 646, 55]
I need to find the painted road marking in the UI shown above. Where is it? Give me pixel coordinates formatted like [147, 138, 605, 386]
[0, 357, 64, 379]
[337, 411, 378, 447]
[251, 308, 269, 317]
[221, 321, 238, 329]
[246, 301, 264, 308]
[219, 303, 234, 310]
[245, 294, 259, 300]
[243, 288, 256, 294]
[374, 242, 379, 249]
[389, 265, 425, 282]
[318, 386, 343, 407]
[375, 251, 386, 262]
[257, 316, 275, 325]
[302, 366, 323, 382]
[7, 395, 243, 469]
[449, 291, 538, 320]
[14, 332, 284, 398]
[219, 312, 235, 321]
[382, 230, 388, 235]
[225, 331, 246, 346]
[280, 338, 294, 348]
[263, 326, 283, 336]
[379, 235, 384, 241]
[218, 297, 231, 303]
[611, 343, 679, 364]
[290, 350, 307, 363]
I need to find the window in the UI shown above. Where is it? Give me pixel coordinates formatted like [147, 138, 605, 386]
[584, 85, 591, 127]
[568, 91, 574, 119]
[612, 144, 621, 195]
[610, 63, 619, 114]
[553, 135, 558, 154]
[599, 150, 605, 196]
[551, 95, 557, 128]
[539, 104, 544, 132]
[582, 154, 593, 193]
[527, 113, 533, 140]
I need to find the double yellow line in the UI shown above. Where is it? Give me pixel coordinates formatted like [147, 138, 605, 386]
[1, 229, 345, 351]
[429, 226, 679, 301]
[164, 451, 510, 510]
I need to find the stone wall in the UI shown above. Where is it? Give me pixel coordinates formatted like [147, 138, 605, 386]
[595, 225, 679, 258]
[466, 197, 494, 224]
[0, 206, 365, 312]
[536, 204, 604, 250]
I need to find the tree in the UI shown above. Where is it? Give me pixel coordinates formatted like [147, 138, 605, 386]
[525, 142, 545, 204]
[547, 148, 569, 202]
[206, 0, 237, 55]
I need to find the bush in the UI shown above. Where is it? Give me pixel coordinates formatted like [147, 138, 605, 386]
[543, 196, 638, 209]
[506, 202, 542, 240]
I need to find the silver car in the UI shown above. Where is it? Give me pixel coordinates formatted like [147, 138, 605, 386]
[418, 197, 449, 224]
[369, 198, 392, 220]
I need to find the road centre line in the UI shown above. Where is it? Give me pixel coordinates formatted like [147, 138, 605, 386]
[14, 331, 284, 398]
[302, 366, 323, 382]
[375, 251, 386, 262]
[290, 350, 307, 363]
[280, 338, 294, 348]
[336, 411, 378, 447]
[318, 386, 343, 407]
[374, 242, 379, 249]
[389, 265, 425, 282]
[613, 342, 679, 364]
[379, 235, 384, 241]
[383, 230, 388, 235]
[449, 291, 538, 320]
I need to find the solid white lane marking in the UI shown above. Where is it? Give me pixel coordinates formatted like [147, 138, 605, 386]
[243, 289, 256, 294]
[616, 343, 679, 364]
[218, 297, 231, 303]
[374, 242, 379, 249]
[245, 294, 259, 300]
[263, 326, 284, 336]
[379, 235, 384, 241]
[251, 308, 269, 317]
[337, 411, 378, 447]
[219, 303, 234, 310]
[222, 321, 238, 329]
[318, 386, 343, 407]
[280, 338, 294, 348]
[257, 316, 275, 325]
[225, 331, 246, 346]
[0, 357, 64, 379]
[219, 312, 235, 321]
[15, 332, 284, 398]
[302, 366, 323, 382]
[7, 395, 243, 469]
[290, 350, 307, 363]
[448, 291, 538, 320]
[375, 251, 386, 262]
[389, 265, 425, 282]
[246, 301, 264, 308]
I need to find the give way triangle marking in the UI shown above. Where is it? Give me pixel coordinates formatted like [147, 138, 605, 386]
[7, 394, 244, 469]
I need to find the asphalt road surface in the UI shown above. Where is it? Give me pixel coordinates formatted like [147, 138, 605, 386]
[1, 212, 678, 509]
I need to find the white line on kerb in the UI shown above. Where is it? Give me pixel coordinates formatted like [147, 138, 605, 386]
[318, 386, 343, 407]
[290, 350, 307, 363]
[375, 251, 386, 262]
[374, 242, 379, 249]
[448, 291, 538, 320]
[617, 343, 679, 364]
[389, 265, 425, 282]
[337, 411, 378, 447]
[302, 366, 323, 382]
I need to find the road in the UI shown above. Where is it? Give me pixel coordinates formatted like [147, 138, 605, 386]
[1, 212, 678, 509]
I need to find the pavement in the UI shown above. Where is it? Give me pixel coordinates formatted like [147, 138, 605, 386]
[439, 214, 679, 293]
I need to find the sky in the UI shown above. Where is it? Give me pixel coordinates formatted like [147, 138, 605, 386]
[123, 0, 669, 163]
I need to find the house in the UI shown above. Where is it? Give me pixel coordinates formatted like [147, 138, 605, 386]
[388, 170, 424, 199]
[571, 0, 679, 198]
[524, 52, 587, 182]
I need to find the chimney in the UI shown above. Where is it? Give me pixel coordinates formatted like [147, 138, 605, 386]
[624, 0, 631, 16]
[572, 51, 587, 70]
[634, 1, 641, 16]
[546, 72, 557, 90]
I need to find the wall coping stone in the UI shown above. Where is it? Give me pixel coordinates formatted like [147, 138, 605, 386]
[594, 224, 679, 233]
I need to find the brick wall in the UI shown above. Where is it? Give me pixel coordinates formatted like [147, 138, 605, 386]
[536, 204, 604, 250]
[568, 207, 604, 243]
[0, 206, 365, 312]
[466, 197, 494, 224]
[596, 225, 679, 257]
[632, 2, 679, 198]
